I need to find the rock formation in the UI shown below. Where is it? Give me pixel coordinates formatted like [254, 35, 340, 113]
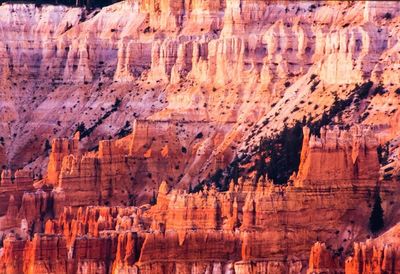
[0, 169, 34, 218]
[47, 132, 80, 184]
[307, 222, 400, 274]
[0, 1, 400, 193]
[296, 125, 380, 187]
[0, 126, 399, 273]
[1, 1, 400, 273]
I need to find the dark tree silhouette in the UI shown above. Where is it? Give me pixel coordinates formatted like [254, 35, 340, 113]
[149, 190, 157, 206]
[369, 188, 384, 234]
[188, 183, 193, 194]
[260, 121, 304, 185]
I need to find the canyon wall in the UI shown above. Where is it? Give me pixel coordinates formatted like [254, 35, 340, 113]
[1, 1, 400, 195]
[0, 126, 399, 273]
[0, 169, 34, 219]
[307, 223, 400, 274]
[1, 1, 400, 273]
[296, 125, 380, 187]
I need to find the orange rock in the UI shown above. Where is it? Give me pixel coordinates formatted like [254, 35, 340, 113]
[296, 126, 380, 187]
[307, 242, 340, 274]
[47, 137, 79, 185]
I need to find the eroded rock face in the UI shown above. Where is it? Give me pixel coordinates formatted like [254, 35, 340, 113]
[47, 132, 80, 184]
[296, 126, 380, 187]
[1, 1, 400, 196]
[1, 1, 400, 273]
[307, 223, 400, 274]
[0, 169, 34, 221]
[0, 126, 399, 273]
[306, 242, 340, 274]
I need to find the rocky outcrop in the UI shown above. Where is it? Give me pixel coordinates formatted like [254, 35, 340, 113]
[47, 133, 136, 206]
[47, 132, 80, 184]
[296, 126, 380, 187]
[1, 1, 400, 195]
[0, 205, 147, 274]
[0, 169, 34, 218]
[307, 222, 400, 274]
[0, 126, 393, 273]
[1, 1, 400, 273]
[344, 241, 399, 274]
[44, 118, 229, 204]
[306, 242, 341, 274]
[0, 144, 5, 170]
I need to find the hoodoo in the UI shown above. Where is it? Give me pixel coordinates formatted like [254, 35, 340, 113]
[0, 1, 400, 273]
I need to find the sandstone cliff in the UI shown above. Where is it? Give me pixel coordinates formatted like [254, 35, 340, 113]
[1, 1, 400, 273]
[1, 1, 400, 194]
[307, 222, 400, 274]
[0, 126, 399, 273]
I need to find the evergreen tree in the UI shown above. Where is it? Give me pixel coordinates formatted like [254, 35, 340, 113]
[149, 190, 157, 205]
[44, 139, 51, 153]
[188, 183, 193, 194]
[369, 188, 384, 234]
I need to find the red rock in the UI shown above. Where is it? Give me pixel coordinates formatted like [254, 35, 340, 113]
[307, 242, 340, 274]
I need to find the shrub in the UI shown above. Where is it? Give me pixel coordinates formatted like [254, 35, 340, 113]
[383, 12, 392, 20]
[357, 81, 373, 99]
[44, 139, 51, 153]
[373, 85, 387, 96]
[310, 80, 320, 92]
[76, 98, 122, 140]
[377, 143, 389, 166]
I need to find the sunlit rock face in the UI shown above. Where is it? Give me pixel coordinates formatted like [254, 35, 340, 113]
[1, 1, 400, 199]
[1, 1, 400, 273]
[307, 223, 400, 274]
[1, 126, 400, 273]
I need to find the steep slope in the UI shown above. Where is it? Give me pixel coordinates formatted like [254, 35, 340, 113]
[1, 1, 400, 202]
[1, 2, 400, 272]
[1, 126, 400, 273]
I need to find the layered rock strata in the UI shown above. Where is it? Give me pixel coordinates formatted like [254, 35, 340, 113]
[307, 223, 400, 274]
[1, 1, 400, 194]
[0, 169, 34, 217]
[0, 126, 398, 273]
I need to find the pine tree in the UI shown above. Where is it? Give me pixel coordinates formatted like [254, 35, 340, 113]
[149, 190, 157, 205]
[369, 189, 384, 234]
[189, 183, 193, 194]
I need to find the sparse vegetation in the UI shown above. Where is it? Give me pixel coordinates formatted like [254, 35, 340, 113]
[76, 98, 122, 139]
[44, 139, 51, 153]
[383, 12, 392, 20]
[309, 82, 373, 136]
[310, 80, 320, 92]
[254, 121, 304, 185]
[115, 121, 132, 138]
[357, 81, 374, 99]
[377, 142, 389, 166]
[372, 85, 387, 96]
